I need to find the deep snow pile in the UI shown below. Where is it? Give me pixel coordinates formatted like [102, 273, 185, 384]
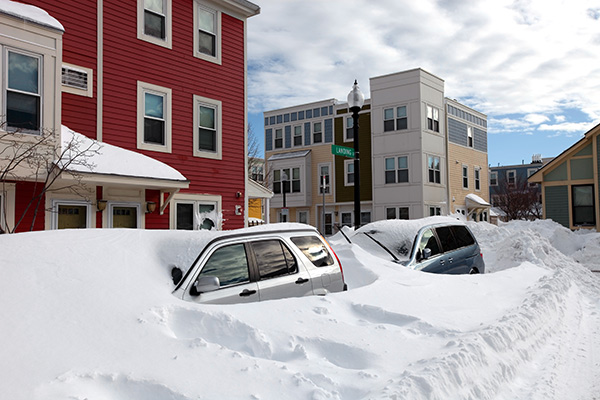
[0, 219, 599, 399]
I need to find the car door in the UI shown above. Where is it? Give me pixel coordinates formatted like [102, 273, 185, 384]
[414, 228, 445, 272]
[448, 225, 480, 273]
[249, 239, 314, 301]
[433, 226, 467, 274]
[182, 242, 259, 304]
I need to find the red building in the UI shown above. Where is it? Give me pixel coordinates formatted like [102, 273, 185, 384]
[0, 0, 259, 232]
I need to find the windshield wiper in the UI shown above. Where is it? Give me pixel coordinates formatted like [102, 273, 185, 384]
[362, 232, 400, 263]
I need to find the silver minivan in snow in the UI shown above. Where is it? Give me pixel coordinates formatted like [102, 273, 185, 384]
[171, 224, 347, 304]
[351, 217, 485, 274]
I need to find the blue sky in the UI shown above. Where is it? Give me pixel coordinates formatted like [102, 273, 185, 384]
[246, 0, 600, 166]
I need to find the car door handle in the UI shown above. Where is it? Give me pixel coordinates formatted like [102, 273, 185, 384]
[295, 277, 309, 284]
[440, 260, 445, 265]
[448, 257, 453, 263]
[239, 289, 257, 297]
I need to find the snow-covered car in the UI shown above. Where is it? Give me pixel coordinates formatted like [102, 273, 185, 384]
[171, 224, 347, 304]
[351, 216, 485, 274]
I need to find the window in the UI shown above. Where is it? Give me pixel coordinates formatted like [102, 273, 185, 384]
[345, 160, 354, 186]
[52, 200, 91, 230]
[194, 2, 221, 64]
[273, 168, 301, 194]
[451, 225, 475, 248]
[313, 122, 322, 143]
[427, 105, 439, 132]
[6, 50, 41, 132]
[385, 156, 408, 184]
[109, 203, 140, 228]
[61, 63, 93, 97]
[274, 129, 283, 149]
[252, 240, 298, 279]
[324, 213, 333, 235]
[137, 81, 172, 153]
[293, 125, 302, 146]
[193, 95, 222, 159]
[319, 164, 330, 194]
[291, 236, 334, 267]
[467, 126, 474, 147]
[475, 168, 481, 191]
[346, 117, 354, 141]
[175, 199, 219, 230]
[297, 210, 308, 224]
[385, 207, 409, 220]
[462, 165, 469, 189]
[436, 226, 458, 252]
[428, 155, 441, 184]
[507, 170, 516, 187]
[417, 228, 441, 259]
[383, 106, 407, 132]
[138, 0, 172, 48]
[341, 212, 352, 227]
[361, 212, 372, 225]
[527, 168, 538, 187]
[429, 206, 441, 216]
[490, 171, 498, 186]
[200, 243, 249, 287]
[572, 185, 595, 226]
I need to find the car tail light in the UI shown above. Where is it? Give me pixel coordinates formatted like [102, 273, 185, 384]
[321, 235, 345, 283]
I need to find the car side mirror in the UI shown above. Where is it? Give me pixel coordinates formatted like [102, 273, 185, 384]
[190, 276, 220, 296]
[171, 266, 183, 285]
[422, 248, 432, 260]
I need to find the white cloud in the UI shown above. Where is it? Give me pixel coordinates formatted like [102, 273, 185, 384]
[248, 0, 600, 131]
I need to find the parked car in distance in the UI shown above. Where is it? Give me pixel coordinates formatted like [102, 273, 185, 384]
[351, 217, 485, 274]
[171, 224, 347, 304]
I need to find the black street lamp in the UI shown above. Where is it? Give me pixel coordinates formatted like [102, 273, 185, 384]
[347, 80, 365, 229]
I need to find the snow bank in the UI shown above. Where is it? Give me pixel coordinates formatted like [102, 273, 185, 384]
[0, 219, 599, 399]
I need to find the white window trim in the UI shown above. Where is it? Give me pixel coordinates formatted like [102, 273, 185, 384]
[193, 94, 222, 160]
[61, 62, 93, 98]
[137, 81, 172, 153]
[344, 159, 354, 186]
[108, 202, 141, 228]
[474, 167, 481, 191]
[137, 0, 173, 49]
[297, 209, 309, 224]
[193, 1, 222, 65]
[490, 171, 498, 186]
[467, 126, 474, 147]
[462, 164, 469, 189]
[345, 116, 354, 142]
[507, 169, 516, 186]
[170, 193, 222, 230]
[5, 47, 43, 134]
[0, 183, 16, 233]
[318, 162, 331, 194]
[51, 199, 92, 230]
[293, 125, 303, 147]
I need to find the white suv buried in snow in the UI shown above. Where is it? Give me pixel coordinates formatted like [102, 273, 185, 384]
[171, 224, 347, 304]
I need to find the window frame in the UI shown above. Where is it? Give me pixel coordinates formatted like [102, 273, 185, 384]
[572, 184, 596, 226]
[0, 183, 16, 233]
[427, 155, 441, 184]
[467, 126, 474, 147]
[507, 170, 516, 187]
[527, 168, 538, 187]
[474, 167, 481, 191]
[385, 156, 409, 184]
[313, 121, 322, 143]
[137, 0, 173, 49]
[426, 105, 440, 132]
[462, 165, 469, 189]
[293, 125, 302, 147]
[108, 202, 141, 229]
[193, 94, 222, 159]
[274, 128, 283, 149]
[297, 210, 309, 224]
[51, 199, 92, 230]
[345, 116, 354, 142]
[5, 48, 43, 133]
[490, 171, 498, 186]
[344, 159, 355, 186]
[137, 81, 172, 153]
[193, 1, 222, 64]
[171, 194, 221, 231]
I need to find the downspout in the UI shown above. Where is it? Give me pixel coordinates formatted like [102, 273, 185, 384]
[97, 0, 103, 142]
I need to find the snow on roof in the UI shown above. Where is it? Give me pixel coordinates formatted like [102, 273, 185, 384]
[466, 193, 491, 207]
[0, 0, 64, 31]
[59, 125, 187, 183]
[268, 150, 311, 161]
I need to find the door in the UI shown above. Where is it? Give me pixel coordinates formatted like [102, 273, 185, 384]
[414, 228, 445, 273]
[184, 243, 259, 304]
[250, 239, 313, 301]
[433, 226, 469, 274]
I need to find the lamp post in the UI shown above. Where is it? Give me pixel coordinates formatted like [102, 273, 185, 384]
[347, 80, 365, 229]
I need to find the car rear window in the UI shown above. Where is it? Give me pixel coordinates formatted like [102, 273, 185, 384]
[290, 236, 334, 267]
[435, 226, 459, 253]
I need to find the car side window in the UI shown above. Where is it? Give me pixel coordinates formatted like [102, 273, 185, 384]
[436, 226, 459, 253]
[290, 236, 334, 267]
[251, 240, 298, 280]
[418, 228, 441, 257]
[199, 243, 249, 287]
[451, 225, 475, 248]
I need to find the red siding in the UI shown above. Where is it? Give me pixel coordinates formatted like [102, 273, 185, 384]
[21, 1, 248, 230]
[13, 182, 46, 232]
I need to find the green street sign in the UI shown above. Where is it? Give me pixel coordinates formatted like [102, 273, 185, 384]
[331, 144, 355, 158]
